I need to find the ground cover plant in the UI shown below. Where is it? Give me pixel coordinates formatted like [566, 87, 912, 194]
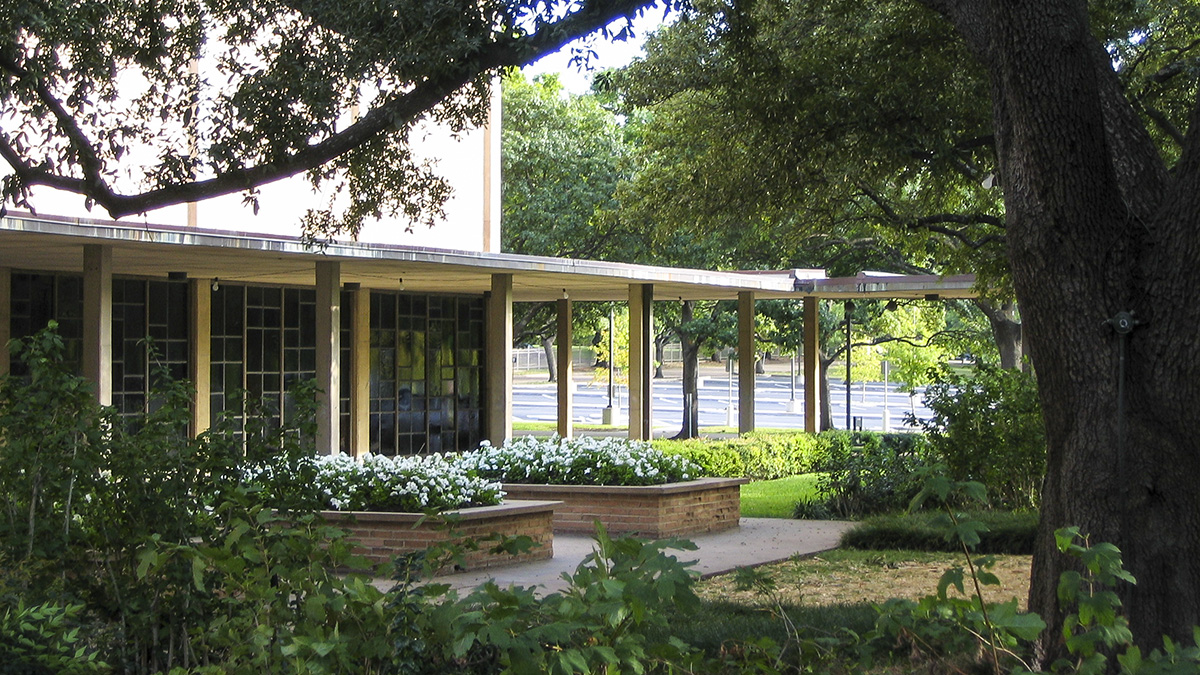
[461, 435, 701, 485]
[247, 452, 505, 512]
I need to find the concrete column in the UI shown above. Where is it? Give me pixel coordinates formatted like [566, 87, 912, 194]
[628, 284, 653, 440]
[0, 268, 10, 378]
[351, 286, 371, 456]
[738, 291, 756, 435]
[83, 245, 112, 406]
[315, 261, 341, 455]
[189, 279, 212, 435]
[485, 274, 513, 444]
[556, 297, 574, 439]
[803, 296, 820, 433]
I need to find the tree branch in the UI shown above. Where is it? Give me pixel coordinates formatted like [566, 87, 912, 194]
[856, 182, 1006, 248]
[0, 54, 120, 207]
[4, 0, 654, 219]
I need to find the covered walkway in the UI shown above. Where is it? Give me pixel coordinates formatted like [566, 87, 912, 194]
[0, 212, 976, 453]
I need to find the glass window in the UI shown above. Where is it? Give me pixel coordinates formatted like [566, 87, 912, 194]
[367, 290, 484, 456]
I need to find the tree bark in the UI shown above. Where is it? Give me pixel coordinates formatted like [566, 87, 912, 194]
[975, 299, 1023, 369]
[542, 336, 556, 383]
[921, 0, 1200, 658]
[654, 336, 668, 379]
[819, 354, 834, 432]
[675, 301, 703, 439]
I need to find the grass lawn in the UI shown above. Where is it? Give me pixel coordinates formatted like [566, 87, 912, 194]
[740, 474, 823, 518]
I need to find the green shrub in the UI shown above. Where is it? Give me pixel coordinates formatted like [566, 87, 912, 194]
[810, 431, 935, 517]
[653, 438, 744, 477]
[916, 364, 1045, 509]
[738, 431, 828, 479]
[0, 325, 388, 673]
[840, 510, 1039, 554]
[0, 599, 107, 673]
[655, 432, 830, 480]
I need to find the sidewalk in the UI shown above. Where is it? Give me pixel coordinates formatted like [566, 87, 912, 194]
[432, 518, 857, 594]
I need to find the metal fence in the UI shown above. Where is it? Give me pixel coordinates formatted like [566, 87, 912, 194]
[512, 344, 685, 371]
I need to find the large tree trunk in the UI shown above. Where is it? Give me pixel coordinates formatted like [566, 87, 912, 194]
[924, 0, 1200, 659]
[542, 336, 556, 383]
[975, 299, 1024, 369]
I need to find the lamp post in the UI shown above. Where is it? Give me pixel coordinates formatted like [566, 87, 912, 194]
[603, 305, 616, 425]
[844, 300, 854, 430]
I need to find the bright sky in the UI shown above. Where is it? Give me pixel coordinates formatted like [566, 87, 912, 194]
[522, 10, 671, 93]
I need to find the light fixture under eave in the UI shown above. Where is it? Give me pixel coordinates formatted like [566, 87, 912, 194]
[562, 288, 569, 300]
[885, 299, 899, 312]
[211, 278, 220, 292]
[398, 278, 405, 291]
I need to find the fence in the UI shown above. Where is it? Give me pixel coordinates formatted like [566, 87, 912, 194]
[511, 344, 686, 371]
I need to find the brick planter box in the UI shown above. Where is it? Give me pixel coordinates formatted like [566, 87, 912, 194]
[500, 477, 748, 538]
[320, 500, 559, 570]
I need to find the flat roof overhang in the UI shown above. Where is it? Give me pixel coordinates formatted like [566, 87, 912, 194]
[0, 213, 977, 302]
[796, 274, 978, 300]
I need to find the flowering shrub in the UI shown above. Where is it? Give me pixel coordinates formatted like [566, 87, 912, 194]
[247, 453, 504, 513]
[459, 436, 701, 486]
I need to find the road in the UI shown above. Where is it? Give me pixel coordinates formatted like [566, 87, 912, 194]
[512, 367, 932, 435]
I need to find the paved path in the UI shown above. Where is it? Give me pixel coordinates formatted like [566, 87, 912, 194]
[432, 518, 857, 594]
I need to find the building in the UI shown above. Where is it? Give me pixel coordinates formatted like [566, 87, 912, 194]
[0, 92, 976, 453]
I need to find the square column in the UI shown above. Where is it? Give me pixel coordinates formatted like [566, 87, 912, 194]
[803, 296, 820, 433]
[556, 298, 574, 439]
[83, 245, 112, 406]
[350, 286, 371, 456]
[628, 284, 653, 440]
[738, 291, 756, 434]
[189, 278, 212, 435]
[485, 274, 513, 444]
[315, 261, 341, 455]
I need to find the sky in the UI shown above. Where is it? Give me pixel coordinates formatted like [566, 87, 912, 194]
[521, 10, 671, 94]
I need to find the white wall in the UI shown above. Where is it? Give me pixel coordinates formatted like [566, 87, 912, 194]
[12, 88, 501, 253]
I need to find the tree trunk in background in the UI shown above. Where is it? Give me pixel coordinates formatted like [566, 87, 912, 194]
[922, 0, 1200, 658]
[975, 299, 1023, 369]
[541, 336, 556, 383]
[676, 301, 702, 439]
[654, 336, 667, 379]
[819, 355, 834, 431]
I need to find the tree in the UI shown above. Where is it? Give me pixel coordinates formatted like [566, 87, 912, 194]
[608, 0, 1026, 366]
[0, 0, 667, 234]
[502, 71, 643, 379]
[919, 0, 1200, 656]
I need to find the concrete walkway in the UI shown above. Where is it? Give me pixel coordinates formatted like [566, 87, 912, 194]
[433, 518, 857, 594]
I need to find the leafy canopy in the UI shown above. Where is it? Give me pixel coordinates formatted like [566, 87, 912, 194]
[0, 0, 672, 234]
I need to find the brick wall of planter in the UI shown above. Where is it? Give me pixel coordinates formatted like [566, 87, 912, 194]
[500, 477, 747, 538]
[321, 500, 559, 570]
